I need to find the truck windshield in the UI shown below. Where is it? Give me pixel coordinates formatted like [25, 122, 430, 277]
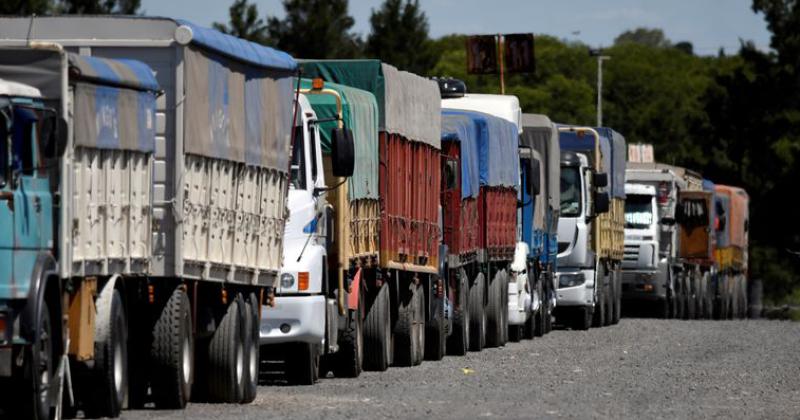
[625, 194, 654, 229]
[289, 125, 306, 190]
[560, 166, 581, 217]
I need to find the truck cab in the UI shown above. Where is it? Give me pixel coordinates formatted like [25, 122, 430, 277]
[555, 151, 597, 315]
[621, 183, 666, 299]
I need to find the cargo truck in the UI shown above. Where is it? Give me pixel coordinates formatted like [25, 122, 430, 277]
[258, 79, 362, 385]
[516, 113, 561, 339]
[713, 185, 749, 319]
[301, 60, 443, 368]
[622, 162, 715, 319]
[441, 92, 522, 350]
[554, 127, 625, 330]
[0, 16, 300, 413]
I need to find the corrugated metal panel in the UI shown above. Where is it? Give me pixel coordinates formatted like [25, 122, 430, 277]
[479, 187, 517, 260]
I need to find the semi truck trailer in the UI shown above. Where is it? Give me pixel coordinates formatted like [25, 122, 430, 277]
[0, 16, 300, 414]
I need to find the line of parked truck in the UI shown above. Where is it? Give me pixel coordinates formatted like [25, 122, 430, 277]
[0, 16, 751, 419]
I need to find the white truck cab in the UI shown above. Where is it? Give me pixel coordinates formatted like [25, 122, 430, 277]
[260, 94, 340, 383]
[622, 183, 666, 298]
[555, 151, 596, 312]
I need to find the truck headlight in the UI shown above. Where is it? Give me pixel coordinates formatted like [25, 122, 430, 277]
[558, 272, 585, 288]
[280, 273, 295, 289]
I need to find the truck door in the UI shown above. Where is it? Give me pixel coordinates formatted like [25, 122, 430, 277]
[0, 105, 52, 297]
[678, 191, 713, 260]
[440, 142, 460, 251]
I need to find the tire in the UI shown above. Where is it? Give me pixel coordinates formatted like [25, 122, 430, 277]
[603, 275, 613, 326]
[425, 278, 446, 361]
[413, 284, 426, 366]
[241, 293, 259, 403]
[394, 282, 424, 367]
[573, 306, 592, 331]
[687, 275, 697, 320]
[151, 287, 193, 408]
[287, 343, 319, 385]
[364, 282, 391, 371]
[543, 277, 553, 334]
[615, 271, 621, 321]
[206, 297, 245, 403]
[528, 276, 543, 339]
[446, 271, 469, 356]
[333, 286, 364, 377]
[468, 273, 486, 352]
[592, 277, 606, 328]
[19, 300, 55, 420]
[508, 325, 521, 342]
[658, 297, 670, 319]
[84, 287, 128, 418]
[486, 271, 504, 348]
[500, 272, 509, 346]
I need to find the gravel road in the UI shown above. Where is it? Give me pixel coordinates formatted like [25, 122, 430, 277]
[123, 319, 800, 419]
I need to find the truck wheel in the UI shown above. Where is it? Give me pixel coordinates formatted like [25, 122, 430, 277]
[658, 297, 670, 319]
[394, 282, 424, 366]
[287, 343, 319, 385]
[424, 279, 446, 361]
[612, 271, 622, 324]
[206, 296, 245, 403]
[573, 306, 592, 331]
[334, 285, 364, 377]
[544, 282, 553, 334]
[85, 287, 128, 418]
[500, 272, 509, 345]
[592, 279, 606, 328]
[19, 300, 55, 420]
[446, 271, 469, 356]
[603, 276, 613, 326]
[364, 282, 391, 371]
[486, 271, 504, 348]
[529, 277, 543, 338]
[151, 286, 193, 408]
[468, 273, 486, 352]
[241, 293, 259, 403]
[413, 283, 426, 366]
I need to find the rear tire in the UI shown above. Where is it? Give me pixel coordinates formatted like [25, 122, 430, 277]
[241, 293, 259, 403]
[394, 282, 425, 366]
[573, 306, 592, 331]
[508, 325, 521, 342]
[287, 343, 319, 385]
[528, 277, 542, 339]
[468, 273, 487, 352]
[486, 271, 504, 348]
[206, 297, 245, 403]
[364, 282, 391, 371]
[84, 287, 128, 418]
[333, 286, 364, 377]
[611, 271, 621, 324]
[592, 277, 606, 328]
[425, 278, 446, 361]
[151, 287, 193, 409]
[447, 271, 469, 356]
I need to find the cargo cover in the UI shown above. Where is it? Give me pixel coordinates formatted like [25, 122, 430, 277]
[441, 110, 483, 199]
[521, 113, 560, 221]
[299, 59, 440, 148]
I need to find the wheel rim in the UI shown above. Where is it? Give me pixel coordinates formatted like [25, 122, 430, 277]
[182, 333, 192, 385]
[236, 339, 244, 385]
[114, 333, 124, 393]
[249, 337, 257, 385]
[37, 319, 51, 408]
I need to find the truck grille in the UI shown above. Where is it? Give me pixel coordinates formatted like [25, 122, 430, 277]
[624, 244, 639, 262]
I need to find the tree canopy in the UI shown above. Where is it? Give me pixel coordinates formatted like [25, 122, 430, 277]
[365, 0, 436, 74]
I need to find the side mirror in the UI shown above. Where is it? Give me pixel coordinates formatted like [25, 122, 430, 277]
[660, 217, 676, 226]
[330, 127, 354, 177]
[42, 115, 68, 159]
[593, 172, 609, 188]
[594, 191, 610, 214]
[529, 158, 541, 196]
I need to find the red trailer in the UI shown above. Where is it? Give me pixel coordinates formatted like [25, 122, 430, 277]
[301, 60, 445, 367]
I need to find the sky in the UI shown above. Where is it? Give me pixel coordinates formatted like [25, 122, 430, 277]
[140, 0, 772, 55]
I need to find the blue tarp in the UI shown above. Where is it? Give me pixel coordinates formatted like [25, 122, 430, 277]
[441, 111, 481, 198]
[443, 109, 519, 189]
[176, 19, 297, 72]
[69, 53, 159, 153]
[559, 125, 628, 198]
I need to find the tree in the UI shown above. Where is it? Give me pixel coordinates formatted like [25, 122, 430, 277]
[365, 0, 436, 74]
[614, 27, 671, 48]
[0, 0, 51, 14]
[267, 0, 361, 59]
[55, 0, 140, 14]
[213, 0, 270, 45]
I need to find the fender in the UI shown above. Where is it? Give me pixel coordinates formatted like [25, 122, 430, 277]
[20, 252, 59, 344]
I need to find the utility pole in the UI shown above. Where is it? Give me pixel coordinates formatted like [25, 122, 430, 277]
[589, 49, 610, 127]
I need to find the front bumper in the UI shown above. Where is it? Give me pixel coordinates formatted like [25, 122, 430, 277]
[260, 295, 325, 346]
[555, 269, 595, 307]
[621, 270, 667, 301]
[507, 278, 532, 326]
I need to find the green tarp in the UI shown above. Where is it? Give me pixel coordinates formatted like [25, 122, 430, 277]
[299, 60, 441, 149]
[300, 78, 379, 200]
